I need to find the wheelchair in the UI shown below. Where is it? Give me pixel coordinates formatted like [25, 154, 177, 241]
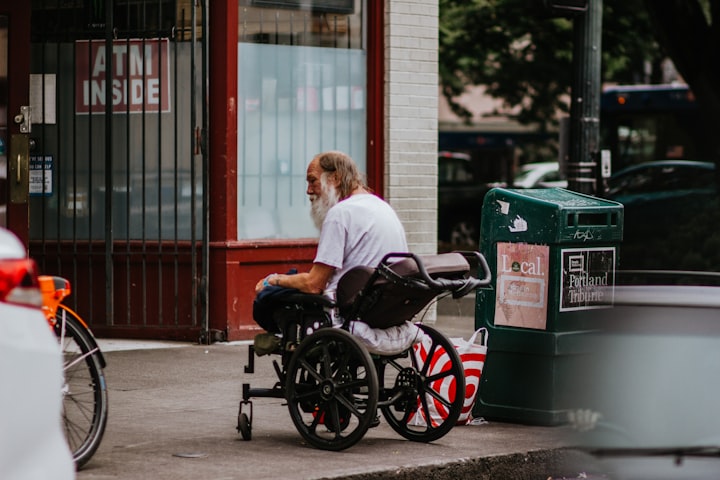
[238, 251, 491, 451]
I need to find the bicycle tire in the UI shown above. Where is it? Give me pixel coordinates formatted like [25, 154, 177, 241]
[54, 305, 109, 469]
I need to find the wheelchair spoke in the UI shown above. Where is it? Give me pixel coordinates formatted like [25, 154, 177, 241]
[297, 358, 325, 384]
[294, 386, 321, 403]
[333, 348, 351, 374]
[334, 392, 363, 418]
[321, 343, 333, 377]
[326, 402, 343, 436]
[416, 391, 437, 429]
[425, 365, 454, 383]
[399, 404, 414, 424]
[336, 381, 366, 397]
[417, 342, 440, 377]
[422, 382, 453, 410]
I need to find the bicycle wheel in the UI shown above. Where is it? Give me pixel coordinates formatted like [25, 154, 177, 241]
[53, 305, 109, 469]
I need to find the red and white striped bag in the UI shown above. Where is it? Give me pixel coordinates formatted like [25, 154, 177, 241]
[409, 328, 488, 427]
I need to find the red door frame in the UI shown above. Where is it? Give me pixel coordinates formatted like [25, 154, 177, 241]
[366, 0, 385, 195]
[1, 2, 31, 246]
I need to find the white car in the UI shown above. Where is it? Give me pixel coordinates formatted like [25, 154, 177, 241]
[512, 162, 567, 189]
[0, 227, 75, 480]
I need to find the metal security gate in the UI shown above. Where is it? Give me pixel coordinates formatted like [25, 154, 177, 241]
[28, 0, 208, 341]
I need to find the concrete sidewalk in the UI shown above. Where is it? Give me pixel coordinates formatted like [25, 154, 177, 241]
[77, 297, 592, 480]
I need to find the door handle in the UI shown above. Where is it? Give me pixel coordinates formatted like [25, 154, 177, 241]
[9, 134, 30, 204]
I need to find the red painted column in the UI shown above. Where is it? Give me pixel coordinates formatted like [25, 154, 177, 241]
[208, 0, 239, 338]
[366, 0, 385, 196]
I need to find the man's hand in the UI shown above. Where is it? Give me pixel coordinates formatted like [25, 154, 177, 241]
[255, 274, 276, 294]
[253, 263, 335, 295]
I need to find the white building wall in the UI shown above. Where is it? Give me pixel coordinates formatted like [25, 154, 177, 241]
[384, 0, 438, 256]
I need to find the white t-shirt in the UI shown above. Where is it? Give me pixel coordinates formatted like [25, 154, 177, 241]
[314, 193, 408, 296]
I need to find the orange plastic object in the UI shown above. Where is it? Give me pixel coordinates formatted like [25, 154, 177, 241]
[38, 275, 71, 321]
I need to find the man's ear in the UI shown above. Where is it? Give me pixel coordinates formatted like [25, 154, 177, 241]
[329, 172, 341, 188]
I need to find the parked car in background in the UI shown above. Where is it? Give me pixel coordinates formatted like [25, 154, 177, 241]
[603, 160, 718, 270]
[605, 159, 715, 205]
[513, 161, 567, 189]
[0, 227, 75, 480]
[437, 151, 501, 249]
[570, 273, 720, 479]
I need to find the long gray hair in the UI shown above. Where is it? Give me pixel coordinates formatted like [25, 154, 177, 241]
[315, 151, 368, 199]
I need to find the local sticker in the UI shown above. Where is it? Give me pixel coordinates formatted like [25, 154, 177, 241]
[494, 242, 550, 330]
[560, 247, 615, 311]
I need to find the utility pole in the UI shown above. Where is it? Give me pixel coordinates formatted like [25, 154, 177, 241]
[566, 0, 603, 195]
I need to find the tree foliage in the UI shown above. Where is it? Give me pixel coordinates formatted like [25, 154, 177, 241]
[643, 0, 720, 162]
[439, 0, 662, 132]
[438, 0, 720, 270]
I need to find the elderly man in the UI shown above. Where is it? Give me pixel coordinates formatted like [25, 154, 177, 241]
[255, 150, 408, 299]
[252, 150, 411, 352]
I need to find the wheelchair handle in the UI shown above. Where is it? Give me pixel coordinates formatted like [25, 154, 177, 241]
[454, 250, 492, 286]
[379, 251, 492, 294]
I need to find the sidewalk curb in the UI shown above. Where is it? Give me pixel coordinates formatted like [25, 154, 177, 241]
[324, 448, 583, 480]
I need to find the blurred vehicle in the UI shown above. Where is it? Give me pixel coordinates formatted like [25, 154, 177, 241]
[512, 161, 567, 188]
[605, 159, 715, 204]
[0, 227, 75, 480]
[600, 84, 701, 169]
[603, 160, 718, 270]
[437, 151, 500, 248]
[570, 273, 720, 479]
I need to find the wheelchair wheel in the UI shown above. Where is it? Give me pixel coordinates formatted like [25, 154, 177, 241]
[285, 328, 379, 451]
[378, 323, 464, 443]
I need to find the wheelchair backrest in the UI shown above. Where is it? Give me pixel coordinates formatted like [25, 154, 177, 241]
[336, 252, 470, 329]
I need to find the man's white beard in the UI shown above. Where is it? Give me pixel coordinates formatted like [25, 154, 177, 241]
[310, 177, 340, 231]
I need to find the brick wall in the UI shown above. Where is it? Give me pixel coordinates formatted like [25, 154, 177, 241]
[384, 0, 438, 256]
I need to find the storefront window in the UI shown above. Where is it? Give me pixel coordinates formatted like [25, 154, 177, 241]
[237, 1, 366, 240]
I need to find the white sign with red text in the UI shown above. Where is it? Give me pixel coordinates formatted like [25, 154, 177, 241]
[75, 39, 171, 114]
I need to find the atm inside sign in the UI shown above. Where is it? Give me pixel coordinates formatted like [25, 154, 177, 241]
[75, 39, 170, 114]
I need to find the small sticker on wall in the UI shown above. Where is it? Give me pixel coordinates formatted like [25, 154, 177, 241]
[497, 200, 510, 215]
[508, 215, 528, 232]
[30, 155, 53, 197]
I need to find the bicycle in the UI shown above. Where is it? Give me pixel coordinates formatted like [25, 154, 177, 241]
[39, 275, 109, 469]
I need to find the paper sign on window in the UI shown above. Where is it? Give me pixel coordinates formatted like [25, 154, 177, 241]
[75, 39, 171, 114]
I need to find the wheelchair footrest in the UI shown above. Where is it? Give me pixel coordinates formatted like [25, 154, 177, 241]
[243, 382, 285, 400]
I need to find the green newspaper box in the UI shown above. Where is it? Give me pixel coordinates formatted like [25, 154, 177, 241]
[474, 188, 624, 425]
